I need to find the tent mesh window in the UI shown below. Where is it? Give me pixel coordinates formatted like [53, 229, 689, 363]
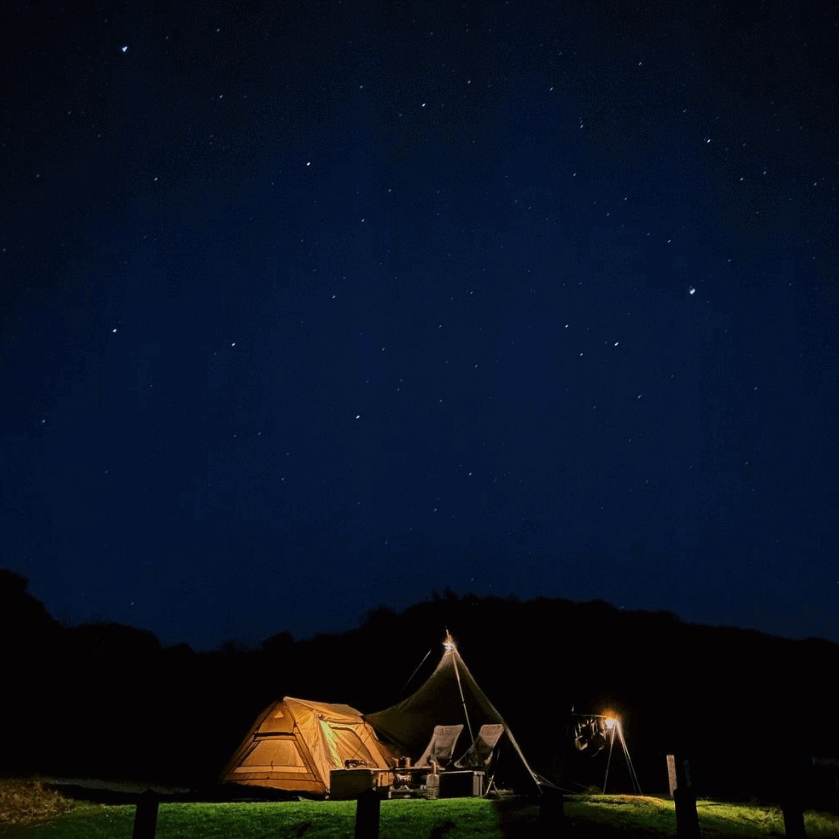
[327, 725, 377, 767]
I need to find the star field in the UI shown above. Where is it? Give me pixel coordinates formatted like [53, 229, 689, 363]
[1, 0, 837, 650]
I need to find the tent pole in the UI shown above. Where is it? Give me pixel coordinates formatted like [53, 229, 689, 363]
[396, 648, 433, 698]
[452, 651, 476, 747]
[603, 721, 617, 794]
[617, 722, 642, 794]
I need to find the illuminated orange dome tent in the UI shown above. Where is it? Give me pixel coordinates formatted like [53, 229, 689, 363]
[220, 696, 397, 796]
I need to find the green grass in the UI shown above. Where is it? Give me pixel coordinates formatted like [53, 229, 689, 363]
[563, 794, 839, 839]
[2, 781, 839, 838]
[1, 797, 504, 839]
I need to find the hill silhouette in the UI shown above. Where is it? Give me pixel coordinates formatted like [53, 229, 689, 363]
[2, 571, 837, 807]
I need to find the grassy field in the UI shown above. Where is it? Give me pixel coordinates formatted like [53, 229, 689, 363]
[2, 780, 839, 838]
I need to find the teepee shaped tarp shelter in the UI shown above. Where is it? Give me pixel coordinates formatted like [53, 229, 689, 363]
[220, 697, 396, 795]
[366, 634, 543, 792]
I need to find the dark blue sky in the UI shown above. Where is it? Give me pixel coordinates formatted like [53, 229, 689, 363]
[2, 0, 837, 650]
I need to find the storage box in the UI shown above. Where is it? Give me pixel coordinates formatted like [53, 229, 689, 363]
[330, 768, 376, 800]
[438, 770, 485, 798]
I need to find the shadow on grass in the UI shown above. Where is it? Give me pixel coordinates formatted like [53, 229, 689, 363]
[490, 795, 543, 838]
[491, 793, 682, 839]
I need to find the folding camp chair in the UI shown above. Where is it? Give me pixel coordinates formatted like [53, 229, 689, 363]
[452, 723, 505, 795]
[415, 724, 464, 769]
[454, 723, 504, 770]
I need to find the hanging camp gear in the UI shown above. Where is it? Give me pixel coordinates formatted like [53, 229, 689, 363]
[573, 716, 608, 755]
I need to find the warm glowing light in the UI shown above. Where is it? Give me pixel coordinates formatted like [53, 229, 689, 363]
[603, 714, 618, 730]
[443, 633, 456, 651]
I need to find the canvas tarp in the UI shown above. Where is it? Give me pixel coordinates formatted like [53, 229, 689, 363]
[220, 696, 397, 795]
[366, 637, 543, 791]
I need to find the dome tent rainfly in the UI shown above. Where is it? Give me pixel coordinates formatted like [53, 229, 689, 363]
[366, 633, 545, 793]
[219, 697, 396, 795]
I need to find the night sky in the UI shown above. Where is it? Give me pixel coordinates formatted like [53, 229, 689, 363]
[2, 0, 837, 651]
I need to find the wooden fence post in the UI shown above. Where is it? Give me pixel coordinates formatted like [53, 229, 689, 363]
[668, 754, 700, 839]
[539, 786, 565, 837]
[781, 754, 808, 839]
[354, 787, 380, 839]
[667, 754, 678, 799]
[132, 789, 159, 839]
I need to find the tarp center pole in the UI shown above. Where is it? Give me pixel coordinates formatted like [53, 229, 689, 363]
[452, 653, 475, 747]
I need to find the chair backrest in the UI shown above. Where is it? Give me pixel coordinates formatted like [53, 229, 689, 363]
[454, 723, 505, 769]
[415, 724, 464, 768]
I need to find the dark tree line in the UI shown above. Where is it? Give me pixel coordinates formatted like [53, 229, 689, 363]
[2, 570, 838, 806]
